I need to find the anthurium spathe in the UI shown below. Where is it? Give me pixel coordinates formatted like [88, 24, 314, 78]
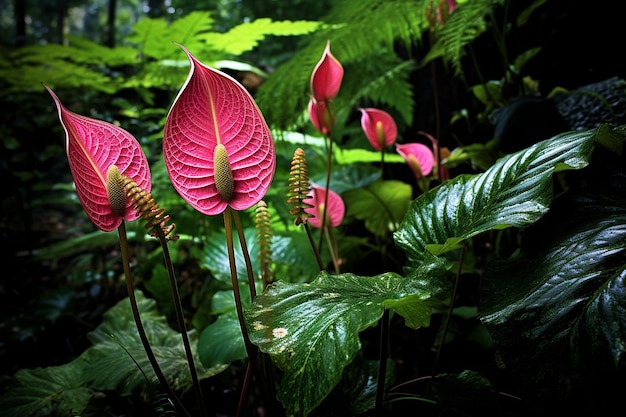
[359, 108, 398, 151]
[310, 40, 344, 102]
[308, 97, 335, 135]
[304, 183, 345, 229]
[45, 85, 151, 232]
[163, 44, 275, 216]
[396, 142, 435, 179]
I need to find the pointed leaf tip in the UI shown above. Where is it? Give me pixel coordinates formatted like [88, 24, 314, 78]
[44, 84, 151, 232]
[163, 44, 276, 216]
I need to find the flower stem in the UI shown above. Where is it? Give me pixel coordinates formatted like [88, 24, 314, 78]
[153, 226, 207, 417]
[117, 222, 190, 417]
[318, 131, 334, 253]
[223, 207, 258, 416]
[232, 210, 256, 300]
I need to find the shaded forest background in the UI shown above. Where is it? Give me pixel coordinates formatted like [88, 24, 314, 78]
[1, 1, 626, 416]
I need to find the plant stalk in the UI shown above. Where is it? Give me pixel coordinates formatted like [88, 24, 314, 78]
[117, 222, 190, 417]
[154, 227, 208, 417]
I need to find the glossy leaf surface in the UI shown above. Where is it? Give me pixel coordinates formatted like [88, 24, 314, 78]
[394, 129, 596, 268]
[480, 165, 626, 404]
[163, 44, 275, 215]
[45, 85, 151, 232]
[245, 271, 434, 417]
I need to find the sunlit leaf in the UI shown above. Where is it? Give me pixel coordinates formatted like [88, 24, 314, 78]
[245, 271, 434, 416]
[201, 18, 321, 55]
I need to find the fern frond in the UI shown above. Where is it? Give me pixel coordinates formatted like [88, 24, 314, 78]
[346, 55, 417, 125]
[424, 0, 503, 76]
[201, 18, 321, 56]
[127, 11, 215, 60]
[256, 0, 432, 131]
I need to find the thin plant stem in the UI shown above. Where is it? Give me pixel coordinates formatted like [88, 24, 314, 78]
[232, 210, 284, 416]
[153, 226, 207, 417]
[380, 148, 385, 179]
[324, 226, 340, 274]
[426, 245, 465, 394]
[231, 209, 257, 300]
[223, 208, 256, 359]
[374, 309, 390, 417]
[223, 207, 259, 416]
[318, 130, 334, 253]
[117, 222, 190, 417]
[305, 222, 325, 271]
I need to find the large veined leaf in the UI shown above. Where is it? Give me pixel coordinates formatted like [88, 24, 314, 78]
[394, 129, 597, 268]
[479, 165, 626, 408]
[0, 362, 92, 417]
[82, 291, 226, 394]
[0, 292, 225, 417]
[197, 314, 247, 368]
[343, 179, 412, 237]
[245, 271, 435, 416]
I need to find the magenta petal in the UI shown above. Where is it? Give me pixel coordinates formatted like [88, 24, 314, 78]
[304, 184, 345, 228]
[45, 85, 151, 232]
[396, 142, 435, 178]
[163, 44, 276, 216]
[359, 108, 397, 150]
[310, 40, 344, 102]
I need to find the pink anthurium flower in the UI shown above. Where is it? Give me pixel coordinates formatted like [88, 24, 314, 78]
[396, 142, 435, 179]
[359, 108, 398, 151]
[308, 97, 335, 135]
[304, 183, 345, 229]
[310, 40, 344, 102]
[45, 84, 151, 232]
[163, 44, 276, 216]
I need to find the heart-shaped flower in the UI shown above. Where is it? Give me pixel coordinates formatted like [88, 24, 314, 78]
[310, 40, 344, 102]
[359, 108, 398, 151]
[304, 183, 345, 229]
[45, 85, 151, 232]
[396, 142, 435, 179]
[163, 44, 276, 215]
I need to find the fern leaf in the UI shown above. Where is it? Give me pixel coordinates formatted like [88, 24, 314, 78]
[423, 0, 502, 75]
[200, 18, 321, 56]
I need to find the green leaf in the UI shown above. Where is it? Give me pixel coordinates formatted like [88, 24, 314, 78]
[394, 128, 597, 268]
[82, 291, 226, 394]
[344, 180, 413, 237]
[0, 362, 92, 417]
[198, 315, 247, 368]
[200, 228, 260, 284]
[245, 271, 434, 416]
[201, 18, 321, 55]
[480, 163, 626, 404]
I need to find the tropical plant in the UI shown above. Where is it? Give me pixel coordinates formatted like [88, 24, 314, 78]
[2, 1, 626, 417]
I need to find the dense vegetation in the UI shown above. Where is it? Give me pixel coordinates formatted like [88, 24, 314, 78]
[1, 1, 625, 416]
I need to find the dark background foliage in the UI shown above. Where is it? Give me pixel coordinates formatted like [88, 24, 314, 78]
[1, 1, 625, 416]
